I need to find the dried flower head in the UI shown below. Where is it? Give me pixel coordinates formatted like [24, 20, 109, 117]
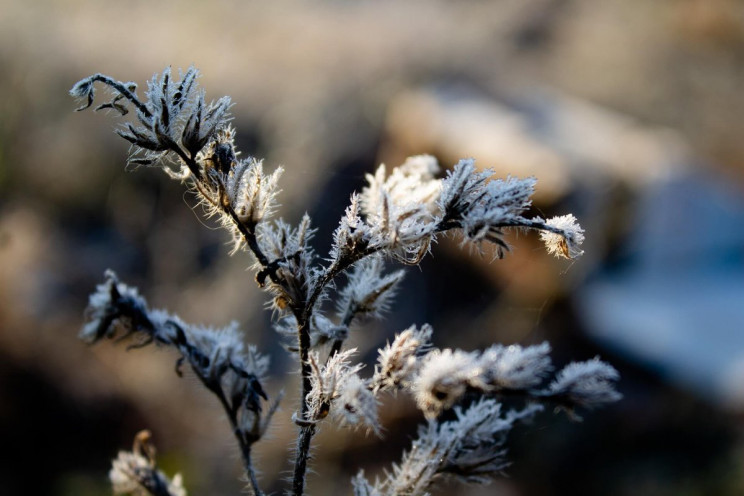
[413, 348, 480, 418]
[373, 324, 433, 393]
[333, 373, 381, 436]
[540, 214, 586, 258]
[109, 430, 186, 496]
[548, 358, 622, 417]
[361, 155, 442, 217]
[480, 342, 553, 390]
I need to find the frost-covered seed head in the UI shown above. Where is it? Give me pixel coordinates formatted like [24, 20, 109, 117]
[540, 214, 585, 259]
[333, 374, 381, 435]
[549, 358, 621, 411]
[380, 399, 543, 495]
[306, 349, 365, 423]
[361, 155, 442, 218]
[373, 324, 432, 392]
[480, 342, 553, 390]
[413, 349, 481, 418]
[109, 431, 186, 496]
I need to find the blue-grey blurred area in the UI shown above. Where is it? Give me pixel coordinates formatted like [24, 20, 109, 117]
[1, 0, 744, 495]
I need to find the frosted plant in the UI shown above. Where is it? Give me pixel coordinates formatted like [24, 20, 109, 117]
[109, 430, 186, 496]
[81, 270, 276, 492]
[372, 324, 433, 393]
[304, 348, 380, 435]
[70, 67, 620, 496]
[352, 399, 544, 496]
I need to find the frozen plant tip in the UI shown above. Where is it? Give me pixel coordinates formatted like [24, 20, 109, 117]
[306, 349, 380, 434]
[109, 430, 186, 496]
[372, 324, 433, 393]
[72, 66, 617, 496]
[546, 358, 623, 418]
[540, 214, 585, 259]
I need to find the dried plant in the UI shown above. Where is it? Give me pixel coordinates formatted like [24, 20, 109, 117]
[70, 67, 619, 496]
[109, 430, 186, 496]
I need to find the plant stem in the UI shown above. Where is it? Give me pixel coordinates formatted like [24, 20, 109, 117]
[292, 425, 316, 496]
[240, 445, 263, 496]
[291, 316, 315, 495]
[290, 249, 380, 494]
[205, 374, 264, 496]
[327, 304, 358, 360]
[174, 147, 272, 270]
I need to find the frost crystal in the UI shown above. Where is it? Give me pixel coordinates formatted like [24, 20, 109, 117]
[377, 399, 543, 495]
[360, 155, 442, 217]
[540, 214, 585, 258]
[373, 324, 433, 393]
[480, 342, 553, 389]
[224, 153, 284, 228]
[358, 156, 442, 263]
[306, 350, 368, 424]
[109, 431, 187, 496]
[548, 358, 622, 413]
[336, 255, 405, 322]
[352, 471, 383, 496]
[413, 348, 480, 418]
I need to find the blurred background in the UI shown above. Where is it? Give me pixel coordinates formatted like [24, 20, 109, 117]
[2, 0, 744, 494]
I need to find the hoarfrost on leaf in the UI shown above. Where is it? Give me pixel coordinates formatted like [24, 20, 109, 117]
[336, 255, 405, 322]
[382, 399, 542, 495]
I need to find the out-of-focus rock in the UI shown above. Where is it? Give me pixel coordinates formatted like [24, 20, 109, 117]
[580, 173, 744, 410]
[381, 85, 691, 203]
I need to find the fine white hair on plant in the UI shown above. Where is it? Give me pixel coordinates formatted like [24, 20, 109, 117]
[355, 398, 544, 496]
[333, 373, 381, 436]
[306, 350, 360, 409]
[547, 358, 622, 417]
[412, 348, 480, 418]
[71, 66, 618, 496]
[360, 154, 442, 218]
[351, 471, 383, 496]
[480, 342, 553, 390]
[372, 324, 433, 393]
[224, 153, 284, 227]
[408, 342, 555, 418]
[436, 159, 585, 259]
[305, 348, 380, 434]
[336, 255, 406, 323]
[540, 214, 586, 258]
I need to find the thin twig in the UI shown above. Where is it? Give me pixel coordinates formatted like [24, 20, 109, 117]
[79, 74, 152, 117]
[209, 385, 264, 496]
